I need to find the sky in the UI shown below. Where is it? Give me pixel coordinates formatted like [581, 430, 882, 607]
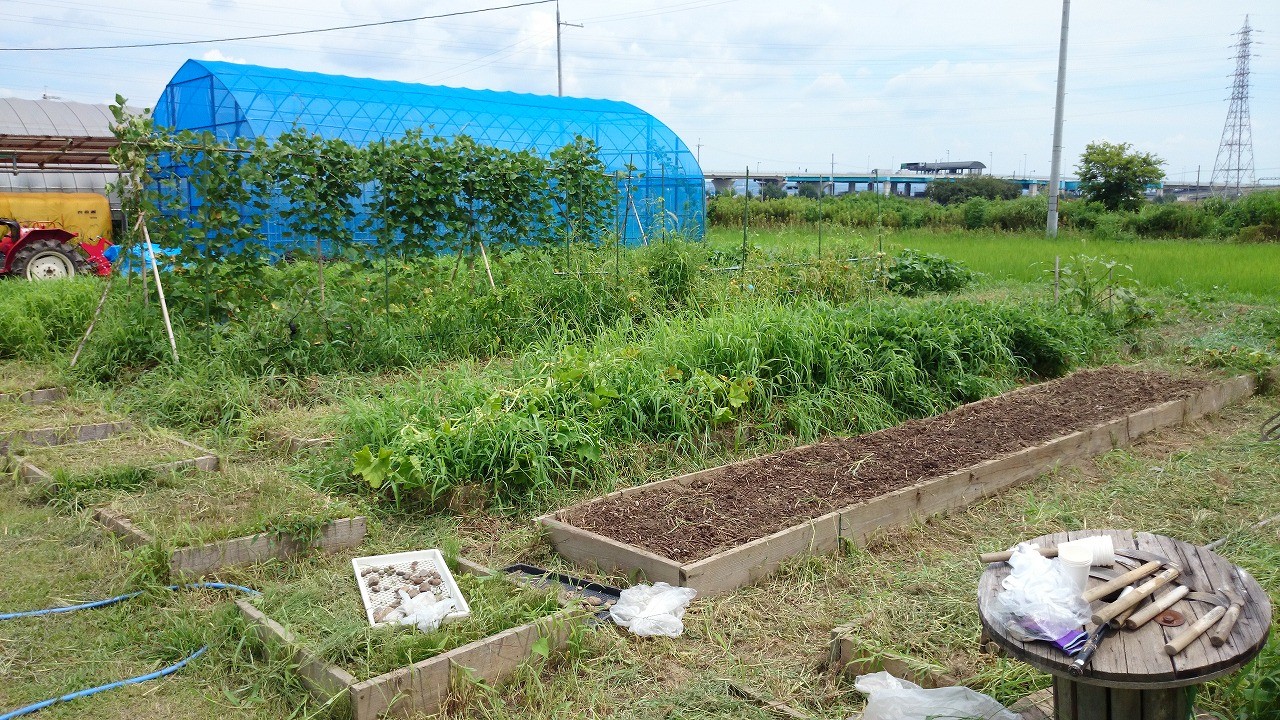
[2, 0, 1276, 184]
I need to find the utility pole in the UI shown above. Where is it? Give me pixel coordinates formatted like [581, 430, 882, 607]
[1046, 0, 1071, 237]
[695, 138, 702, 166]
[555, 1, 582, 97]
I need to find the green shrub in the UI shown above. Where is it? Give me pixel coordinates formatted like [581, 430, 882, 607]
[877, 249, 975, 296]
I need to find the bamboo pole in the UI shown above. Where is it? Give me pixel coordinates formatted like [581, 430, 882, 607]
[140, 215, 180, 363]
[70, 214, 146, 368]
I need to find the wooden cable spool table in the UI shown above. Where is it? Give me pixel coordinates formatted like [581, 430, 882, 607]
[977, 529, 1270, 720]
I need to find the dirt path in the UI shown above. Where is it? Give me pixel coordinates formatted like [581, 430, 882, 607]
[562, 367, 1207, 562]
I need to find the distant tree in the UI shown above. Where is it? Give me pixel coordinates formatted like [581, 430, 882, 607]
[924, 175, 1021, 205]
[797, 182, 823, 199]
[1076, 141, 1165, 211]
[761, 182, 787, 200]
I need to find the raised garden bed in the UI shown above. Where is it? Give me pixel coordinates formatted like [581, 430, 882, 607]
[83, 460, 367, 577]
[5, 428, 218, 482]
[0, 361, 66, 403]
[0, 399, 130, 452]
[248, 405, 342, 456]
[238, 556, 582, 719]
[540, 368, 1257, 595]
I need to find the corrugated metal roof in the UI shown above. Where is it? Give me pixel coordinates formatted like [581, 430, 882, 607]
[0, 98, 115, 137]
[0, 98, 122, 168]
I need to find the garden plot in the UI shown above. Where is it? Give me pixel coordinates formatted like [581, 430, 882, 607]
[239, 555, 581, 719]
[0, 359, 66, 403]
[85, 461, 367, 578]
[247, 404, 344, 456]
[0, 396, 130, 451]
[5, 426, 218, 481]
[542, 367, 1257, 595]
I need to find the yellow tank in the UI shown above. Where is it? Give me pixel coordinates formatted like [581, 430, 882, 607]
[0, 192, 112, 242]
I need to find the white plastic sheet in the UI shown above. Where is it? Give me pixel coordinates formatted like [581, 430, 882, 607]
[609, 582, 697, 637]
[854, 672, 1018, 720]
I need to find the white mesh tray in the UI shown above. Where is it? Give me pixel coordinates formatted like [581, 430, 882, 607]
[352, 549, 471, 627]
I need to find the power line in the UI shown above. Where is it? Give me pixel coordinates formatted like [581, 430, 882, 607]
[0, 0, 555, 52]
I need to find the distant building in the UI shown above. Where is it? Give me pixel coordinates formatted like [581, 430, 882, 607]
[899, 161, 986, 176]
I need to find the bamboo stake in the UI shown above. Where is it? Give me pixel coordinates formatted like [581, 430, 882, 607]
[476, 237, 496, 290]
[140, 216, 180, 363]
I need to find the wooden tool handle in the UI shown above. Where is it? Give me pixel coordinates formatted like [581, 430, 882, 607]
[1164, 605, 1228, 656]
[1091, 568, 1180, 626]
[1209, 603, 1244, 647]
[1082, 561, 1162, 603]
[1124, 585, 1190, 631]
[979, 546, 1057, 564]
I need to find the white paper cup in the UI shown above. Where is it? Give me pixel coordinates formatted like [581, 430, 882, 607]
[1057, 544, 1093, 593]
[1059, 536, 1115, 566]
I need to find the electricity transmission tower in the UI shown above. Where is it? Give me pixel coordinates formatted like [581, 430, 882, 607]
[1210, 16, 1256, 197]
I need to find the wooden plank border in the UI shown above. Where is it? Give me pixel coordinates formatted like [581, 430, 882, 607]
[0, 420, 132, 453]
[169, 517, 368, 578]
[9, 437, 221, 483]
[539, 373, 1258, 597]
[0, 387, 68, 405]
[262, 428, 334, 457]
[92, 510, 369, 578]
[237, 557, 585, 720]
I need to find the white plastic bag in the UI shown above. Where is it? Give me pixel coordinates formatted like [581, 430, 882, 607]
[854, 672, 1017, 720]
[993, 542, 1091, 644]
[393, 589, 457, 633]
[609, 582, 697, 637]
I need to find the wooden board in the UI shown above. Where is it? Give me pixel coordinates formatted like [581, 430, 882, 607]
[170, 517, 367, 578]
[263, 428, 334, 457]
[92, 507, 154, 548]
[541, 374, 1257, 598]
[829, 623, 956, 688]
[0, 420, 132, 452]
[12, 436, 221, 483]
[349, 610, 580, 720]
[0, 387, 68, 405]
[681, 510, 841, 595]
[538, 516, 683, 585]
[236, 599, 357, 705]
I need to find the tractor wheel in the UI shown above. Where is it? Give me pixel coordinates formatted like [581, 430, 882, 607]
[10, 239, 90, 281]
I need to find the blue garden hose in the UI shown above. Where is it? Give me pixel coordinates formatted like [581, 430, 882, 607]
[1, 582, 258, 720]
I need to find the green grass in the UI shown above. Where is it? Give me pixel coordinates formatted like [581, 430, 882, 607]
[0, 359, 64, 394]
[0, 397, 120, 432]
[12, 428, 212, 477]
[708, 226, 1280, 300]
[79, 459, 357, 547]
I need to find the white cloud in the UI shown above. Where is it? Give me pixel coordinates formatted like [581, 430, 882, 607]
[202, 49, 248, 64]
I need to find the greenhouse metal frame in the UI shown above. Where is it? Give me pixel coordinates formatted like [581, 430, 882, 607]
[154, 60, 704, 250]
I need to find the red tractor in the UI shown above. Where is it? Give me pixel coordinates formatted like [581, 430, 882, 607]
[0, 218, 112, 280]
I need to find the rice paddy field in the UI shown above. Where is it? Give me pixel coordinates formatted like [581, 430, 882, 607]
[1, 227, 1278, 719]
[707, 226, 1280, 299]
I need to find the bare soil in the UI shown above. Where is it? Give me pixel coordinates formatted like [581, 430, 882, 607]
[562, 367, 1208, 562]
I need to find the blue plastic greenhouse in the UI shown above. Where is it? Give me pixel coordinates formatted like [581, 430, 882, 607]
[153, 60, 703, 251]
